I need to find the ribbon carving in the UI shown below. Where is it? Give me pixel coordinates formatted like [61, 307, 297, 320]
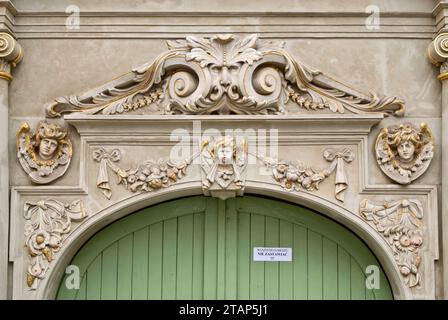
[92, 147, 191, 199]
[323, 148, 355, 202]
[264, 148, 354, 202]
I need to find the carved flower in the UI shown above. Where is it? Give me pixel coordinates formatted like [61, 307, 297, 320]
[399, 235, 411, 247]
[149, 179, 163, 189]
[28, 230, 50, 252]
[411, 235, 423, 247]
[286, 171, 299, 182]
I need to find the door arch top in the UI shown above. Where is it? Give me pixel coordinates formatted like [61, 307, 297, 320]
[56, 194, 393, 300]
[35, 182, 409, 300]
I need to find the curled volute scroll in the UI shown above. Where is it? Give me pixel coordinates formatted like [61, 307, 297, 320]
[16, 122, 72, 184]
[375, 123, 434, 184]
[45, 34, 405, 117]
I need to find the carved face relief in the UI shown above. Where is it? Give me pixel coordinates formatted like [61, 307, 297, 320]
[201, 136, 247, 195]
[16, 122, 72, 184]
[38, 138, 58, 160]
[375, 123, 434, 184]
[217, 144, 234, 165]
[397, 140, 415, 162]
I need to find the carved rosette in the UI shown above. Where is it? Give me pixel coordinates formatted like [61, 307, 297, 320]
[359, 199, 424, 288]
[16, 122, 73, 184]
[92, 148, 190, 199]
[45, 34, 405, 117]
[263, 148, 354, 202]
[24, 199, 88, 289]
[375, 123, 434, 184]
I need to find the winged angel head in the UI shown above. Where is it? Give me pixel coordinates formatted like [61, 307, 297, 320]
[201, 136, 248, 190]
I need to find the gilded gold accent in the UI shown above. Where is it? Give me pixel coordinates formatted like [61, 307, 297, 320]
[438, 72, 448, 81]
[0, 71, 12, 81]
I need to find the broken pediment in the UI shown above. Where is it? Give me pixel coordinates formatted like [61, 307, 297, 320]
[45, 34, 405, 117]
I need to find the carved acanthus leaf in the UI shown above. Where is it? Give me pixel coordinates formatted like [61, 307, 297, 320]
[45, 34, 405, 117]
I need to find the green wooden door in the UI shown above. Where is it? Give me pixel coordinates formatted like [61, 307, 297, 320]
[56, 196, 393, 300]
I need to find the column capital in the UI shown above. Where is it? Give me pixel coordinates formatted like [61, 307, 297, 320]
[0, 32, 22, 81]
[427, 32, 448, 81]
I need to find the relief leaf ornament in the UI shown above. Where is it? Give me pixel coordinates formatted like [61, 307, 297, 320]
[93, 147, 191, 199]
[16, 122, 72, 184]
[263, 148, 354, 202]
[375, 123, 434, 184]
[359, 199, 423, 288]
[24, 199, 88, 289]
[45, 34, 405, 117]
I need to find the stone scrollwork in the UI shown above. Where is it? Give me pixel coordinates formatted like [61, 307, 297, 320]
[24, 199, 88, 289]
[92, 147, 190, 199]
[45, 34, 404, 117]
[359, 199, 424, 288]
[375, 123, 434, 184]
[200, 136, 248, 199]
[16, 122, 73, 184]
[263, 148, 354, 202]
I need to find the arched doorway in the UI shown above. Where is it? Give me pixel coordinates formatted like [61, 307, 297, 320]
[56, 195, 393, 300]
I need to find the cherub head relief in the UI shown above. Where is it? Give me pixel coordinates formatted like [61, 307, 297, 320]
[17, 121, 72, 184]
[200, 135, 248, 196]
[375, 123, 434, 184]
[213, 136, 235, 165]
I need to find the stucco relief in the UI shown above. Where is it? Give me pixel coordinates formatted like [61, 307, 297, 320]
[200, 136, 248, 199]
[375, 123, 434, 184]
[44, 34, 405, 117]
[24, 199, 88, 289]
[16, 122, 72, 184]
[93, 147, 191, 199]
[359, 199, 424, 288]
[263, 148, 354, 202]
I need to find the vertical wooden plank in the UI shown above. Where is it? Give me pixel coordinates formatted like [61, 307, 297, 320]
[337, 246, 351, 300]
[192, 213, 205, 299]
[307, 230, 323, 300]
[293, 225, 307, 300]
[203, 198, 218, 299]
[75, 275, 87, 300]
[350, 258, 366, 300]
[365, 287, 375, 300]
[237, 211, 251, 299]
[216, 200, 226, 299]
[148, 222, 163, 299]
[101, 242, 118, 299]
[117, 234, 133, 299]
[264, 217, 279, 300]
[279, 220, 293, 299]
[250, 214, 265, 299]
[225, 199, 238, 299]
[322, 238, 338, 300]
[132, 227, 149, 299]
[86, 254, 102, 300]
[176, 214, 194, 299]
[162, 218, 178, 299]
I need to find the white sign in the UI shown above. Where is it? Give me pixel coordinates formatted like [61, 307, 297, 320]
[253, 247, 292, 262]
